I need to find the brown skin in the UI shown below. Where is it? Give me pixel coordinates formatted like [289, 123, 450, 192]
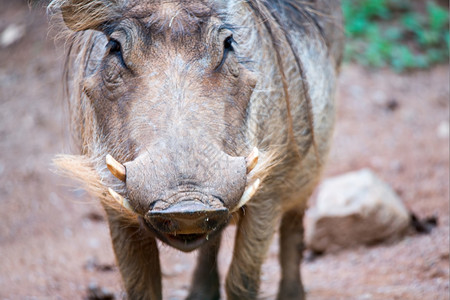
[51, 0, 343, 299]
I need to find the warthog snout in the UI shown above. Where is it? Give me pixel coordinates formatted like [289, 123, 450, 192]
[145, 201, 229, 251]
[106, 145, 260, 251]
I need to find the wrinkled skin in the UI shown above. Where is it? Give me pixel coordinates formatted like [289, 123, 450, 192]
[79, 2, 257, 251]
[52, 0, 343, 299]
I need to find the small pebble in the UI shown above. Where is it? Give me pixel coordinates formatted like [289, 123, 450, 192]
[437, 121, 449, 139]
[0, 24, 26, 47]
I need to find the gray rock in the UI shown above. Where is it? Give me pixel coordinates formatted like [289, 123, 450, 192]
[305, 169, 410, 252]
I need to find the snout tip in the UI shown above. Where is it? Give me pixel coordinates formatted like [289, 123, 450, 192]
[144, 200, 229, 251]
[147, 201, 228, 234]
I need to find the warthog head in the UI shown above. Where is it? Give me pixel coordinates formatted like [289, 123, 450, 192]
[55, 0, 262, 251]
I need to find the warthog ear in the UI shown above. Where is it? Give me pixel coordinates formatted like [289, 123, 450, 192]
[53, 0, 120, 32]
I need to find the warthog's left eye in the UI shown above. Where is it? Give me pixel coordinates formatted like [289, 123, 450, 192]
[106, 38, 127, 68]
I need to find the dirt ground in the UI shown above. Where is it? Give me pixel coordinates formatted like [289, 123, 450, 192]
[0, 2, 448, 300]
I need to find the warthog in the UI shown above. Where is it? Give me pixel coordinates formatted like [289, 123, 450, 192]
[49, 0, 343, 299]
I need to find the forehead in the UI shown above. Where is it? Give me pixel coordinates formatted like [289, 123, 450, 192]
[124, 0, 216, 35]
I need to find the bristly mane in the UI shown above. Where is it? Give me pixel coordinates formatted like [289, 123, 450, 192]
[245, 0, 326, 161]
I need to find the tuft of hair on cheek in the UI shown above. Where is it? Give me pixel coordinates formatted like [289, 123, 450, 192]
[52, 153, 136, 221]
[246, 147, 283, 191]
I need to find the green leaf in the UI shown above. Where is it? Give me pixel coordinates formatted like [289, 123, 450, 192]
[342, 0, 449, 71]
[384, 27, 403, 41]
[417, 30, 441, 47]
[427, 2, 449, 31]
[402, 12, 423, 32]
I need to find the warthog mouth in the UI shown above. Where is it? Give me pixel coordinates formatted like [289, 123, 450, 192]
[140, 215, 226, 252]
[165, 233, 210, 251]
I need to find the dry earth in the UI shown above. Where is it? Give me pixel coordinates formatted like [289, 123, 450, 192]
[0, 2, 448, 299]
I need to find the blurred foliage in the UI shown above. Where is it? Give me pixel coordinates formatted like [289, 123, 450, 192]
[343, 0, 449, 72]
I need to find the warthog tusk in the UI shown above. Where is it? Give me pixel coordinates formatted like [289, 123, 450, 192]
[246, 147, 259, 174]
[108, 188, 134, 213]
[106, 154, 126, 182]
[235, 178, 261, 210]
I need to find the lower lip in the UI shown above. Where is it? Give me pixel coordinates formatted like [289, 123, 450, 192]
[164, 233, 209, 252]
[140, 216, 215, 252]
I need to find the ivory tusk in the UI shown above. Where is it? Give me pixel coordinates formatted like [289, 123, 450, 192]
[235, 178, 261, 210]
[246, 147, 259, 174]
[108, 188, 134, 213]
[106, 154, 126, 182]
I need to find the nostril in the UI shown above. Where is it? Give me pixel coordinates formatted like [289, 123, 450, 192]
[150, 216, 178, 233]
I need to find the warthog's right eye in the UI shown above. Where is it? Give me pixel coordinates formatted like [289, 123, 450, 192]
[215, 35, 235, 71]
[223, 35, 234, 52]
[106, 38, 127, 68]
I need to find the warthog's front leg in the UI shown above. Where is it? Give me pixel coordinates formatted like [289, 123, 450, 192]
[104, 206, 162, 300]
[277, 209, 306, 300]
[186, 234, 222, 300]
[226, 200, 280, 299]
